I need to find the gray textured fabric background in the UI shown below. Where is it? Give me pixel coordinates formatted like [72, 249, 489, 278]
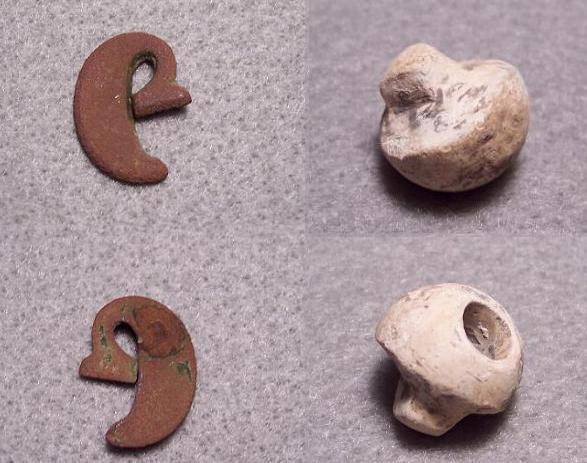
[308, 0, 587, 233]
[1, 0, 586, 462]
[0, 1, 305, 462]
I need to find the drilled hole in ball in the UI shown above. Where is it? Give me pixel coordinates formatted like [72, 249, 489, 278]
[463, 302, 512, 360]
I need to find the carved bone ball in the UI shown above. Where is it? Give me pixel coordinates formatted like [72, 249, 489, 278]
[375, 283, 523, 436]
[379, 44, 529, 192]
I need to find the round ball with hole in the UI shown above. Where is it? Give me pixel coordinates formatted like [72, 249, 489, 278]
[375, 283, 523, 436]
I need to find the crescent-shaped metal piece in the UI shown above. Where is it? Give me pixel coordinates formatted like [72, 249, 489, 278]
[80, 296, 197, 448]
[73, 32, 192, 184]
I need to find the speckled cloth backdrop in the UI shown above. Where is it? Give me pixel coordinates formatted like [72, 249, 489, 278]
[0, 1, 305, 461]
[1, 0, 586, 462]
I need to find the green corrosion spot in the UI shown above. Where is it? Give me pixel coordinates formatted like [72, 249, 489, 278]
[98, 325, 113, 366]
[120, 304, 136, 319]
[130, 359, 138, 378]
[174, 360, 191, 379]
[98, 324, 108, 348]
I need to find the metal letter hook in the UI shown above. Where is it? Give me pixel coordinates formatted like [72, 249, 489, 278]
[74, 32, 192, 183]
[80, 296, 197, 448]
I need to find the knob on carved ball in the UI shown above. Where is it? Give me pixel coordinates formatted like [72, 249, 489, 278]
[376, 284, 523, 436]
[379, 44, 530, 192]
